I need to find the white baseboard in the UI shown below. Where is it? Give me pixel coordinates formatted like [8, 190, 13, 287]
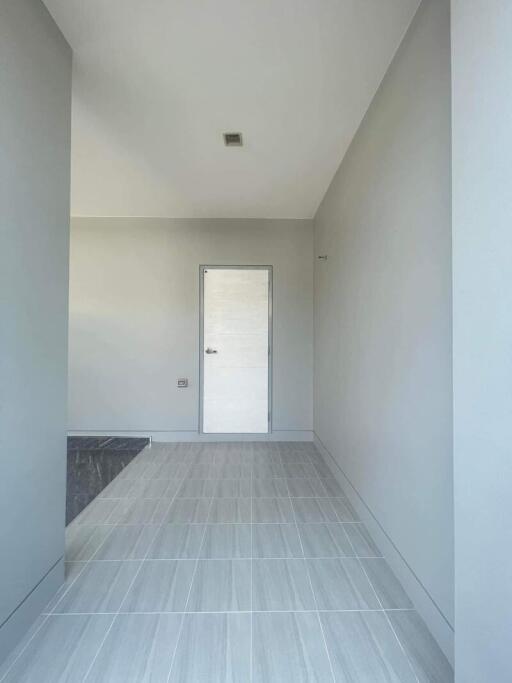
[0, 557, 63, 667]
[313, 433, 454, 667]
[68, 429, 314, 443]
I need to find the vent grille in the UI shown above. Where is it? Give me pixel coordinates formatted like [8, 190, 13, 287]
[223, 132, 243, 147]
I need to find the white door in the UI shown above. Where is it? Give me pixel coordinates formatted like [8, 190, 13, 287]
[201, 266, 271, 434]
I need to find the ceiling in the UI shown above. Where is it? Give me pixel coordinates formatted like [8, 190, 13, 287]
[43, 0, 419, 219]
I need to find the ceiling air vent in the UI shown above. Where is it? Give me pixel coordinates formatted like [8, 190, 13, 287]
[223, 132, 243, 147]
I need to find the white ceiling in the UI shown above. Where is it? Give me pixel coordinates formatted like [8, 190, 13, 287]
[43, 0, 419, 218]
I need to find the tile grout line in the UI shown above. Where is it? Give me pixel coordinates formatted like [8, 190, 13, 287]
[310, 445, 422, 683]
[59, 554, 383, 563]
[95, 494, 358, 500]
[80, 443, 193, 683]
[165, 444, 217, 683]
[47, 608, 417, 616]
[66, 516, 364, 524]
[284, 448, 337, 683]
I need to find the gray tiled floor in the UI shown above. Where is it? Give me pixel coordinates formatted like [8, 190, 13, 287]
[0, 442, 453, 682]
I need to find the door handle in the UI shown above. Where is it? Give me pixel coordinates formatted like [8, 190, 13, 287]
[205, 348, 218, 354]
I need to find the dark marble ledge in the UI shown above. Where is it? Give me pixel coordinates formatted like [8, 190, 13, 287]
[66, 436, 149, 525]
[67, 436, 149, 451]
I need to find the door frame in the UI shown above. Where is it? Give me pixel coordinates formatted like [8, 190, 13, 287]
[199, 264, 273, 435]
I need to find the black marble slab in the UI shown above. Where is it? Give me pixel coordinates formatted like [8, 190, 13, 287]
[66, 436, 149, 525]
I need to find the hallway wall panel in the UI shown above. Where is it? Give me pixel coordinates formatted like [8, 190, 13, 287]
[452, 0, 512, 679]
[0, 0, 71, 662]
[313, 0, 453, 660]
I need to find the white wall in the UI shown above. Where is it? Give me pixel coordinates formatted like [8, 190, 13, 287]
[452, 1, 512, 680]
[0, 0, 71, 661]
[314, 0, 453, 659]
[69, 218, 313, 439]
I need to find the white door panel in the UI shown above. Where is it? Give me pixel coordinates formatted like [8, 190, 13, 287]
[205, 368, 268, 401]
[201, 267, 270, 434]
[205, 333, 269, 368]
[204, 399, 268, 434]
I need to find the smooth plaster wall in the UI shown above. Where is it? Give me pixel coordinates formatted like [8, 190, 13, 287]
[0, 0, 71, 661]
[69, 218, 313, 438]
[314, 0, 453, 650]
[452, 1, 512, 680]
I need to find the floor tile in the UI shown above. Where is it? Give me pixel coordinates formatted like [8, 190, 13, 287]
[252, 524, 303, 558]
[307, 558, 380, 610]
[164, 498, 211, 523]
[176, 479, 215, 498]
[252, 453, 281, 467]
[283, 463, 318, 478]
[185, 464, 212, 479]
[361, 559, 413, 608]
[187, 560, 251, 612]
[127, 478, 174, 499]
[280, 452, 312, 464]
[387, 611, 454, 683]
[108, 498, 169, 524]
[286, 478, 327, 497]
[318, 477, 345, 497]
[0, 616, 48, 680]
[1, 615, 113, 683]
[170, 613, 251, 682]
[200, 524, 251, 558]
[115, 471, 144, 485]
[147, 524, 206, 559]
[252, 478, 288, 497]
[213, 479, 251, 498]
[212, 455, 247, 468]
[99, 477, 134, 499]
[161, 479, 181, 497]
[65, 524, 113, 562]
[321, 611, 417, 682]
[85, 613, 182, 682]
[253, 611, 334, 683]
[188, 453, 207, 464]
[343, 523, 383, 557]
[92, 525, 158, 560]
[121, 560, 196, 613]
[252, 559, 316, 611]
[312, 461, 334, 478]
[291, 498, 339, 522]
[76, 499, 119, 525]
[252, 497, 295, 523]
[137, 463, 162, 479]
[252, 463, 286, 478]
[329, 497, 359, 522]
[180, 462, 197, 477]
[298, 524, 354, 558]
[52, 561, 141, 614]
[43, 562, 87, 613]
[143, 462, 186, 479]
[209, 464, 252, 479]
[208, 498, 251, 523]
